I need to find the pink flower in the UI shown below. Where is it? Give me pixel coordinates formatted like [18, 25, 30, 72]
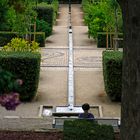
[0, 93, 21, 110]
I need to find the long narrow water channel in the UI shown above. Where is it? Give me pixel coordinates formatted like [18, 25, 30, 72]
[54, 4, 83, 114]
[67, 3, 74, 110]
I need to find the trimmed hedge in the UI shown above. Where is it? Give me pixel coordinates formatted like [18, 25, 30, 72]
[102, 51, 122, 101]
[0, 51, 41, 101]
[64, 119, 115, 140]
[34, 4, 54, 38]
[35, 33, 45, 47]
[36, 19, 52, 37]
[51, 0, 59, 24]
[97, 33, 123, 48]
[97, 33, 107, 48]
[0, 33, 17, 47]
[35, 5, 54, 28]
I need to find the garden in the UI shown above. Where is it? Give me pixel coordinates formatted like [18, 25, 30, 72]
[0, 0, 123, 139]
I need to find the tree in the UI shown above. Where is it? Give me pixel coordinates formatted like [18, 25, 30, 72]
[108, 0, 121, 50]
[7, 0, 37, 36]
[0, 0, 9, 30]
[117, 0, 140, 140]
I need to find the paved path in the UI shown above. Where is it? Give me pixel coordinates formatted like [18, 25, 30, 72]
[0, 4, 121, 130]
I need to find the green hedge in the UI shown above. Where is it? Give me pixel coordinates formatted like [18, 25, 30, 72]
[0, 32, 18, 47]
[35, 33, 45, 47]
[35, 5, 54, 28]
[102, 51, 122, 101]
[36, 19, 52, 37]
[51, 0, 59, 24]
[64, 119, 115, 140]
[0, 31, 45, 48]
[0, 51, 41, 101]
[97, 33, 107, 48]
[29, 32, 45, 47]
[97, 33, 123, 48]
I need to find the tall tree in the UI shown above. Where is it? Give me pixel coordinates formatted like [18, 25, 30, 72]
[117, 0, 140, 140]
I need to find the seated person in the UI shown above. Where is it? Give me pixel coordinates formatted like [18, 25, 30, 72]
[79, 103, 94, 119]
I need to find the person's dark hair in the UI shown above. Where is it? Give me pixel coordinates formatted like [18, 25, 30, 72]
[82, 103, 90, 111]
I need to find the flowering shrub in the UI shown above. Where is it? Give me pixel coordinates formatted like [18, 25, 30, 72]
[0, 68, 22, 110]
[0, 93, 20, 110]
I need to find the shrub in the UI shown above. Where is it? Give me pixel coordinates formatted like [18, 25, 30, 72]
[0, 33, 17, 47]
[97, 33, 123, 48]
[36, 0, 58, 24]
[36, 19, 52, 37]
[0, 51, 41, 101]
[51, 0, 59, 24]
[0, 68, 21, 95]
[97, 33, 107, 48]
[34, 5, 54, 27]
[82, 0, 123, 39]
[0, 68, 21, 111]
[83, 3, 106, 38]
[102, 51, 122, 101]
[64, 119, 115, 140]
[2, 38, 39, 52]
[35, 33, 45, 47]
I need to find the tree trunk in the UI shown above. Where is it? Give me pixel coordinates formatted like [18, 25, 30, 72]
[118, 0, 140, 140]
[114, 7, 119, 50]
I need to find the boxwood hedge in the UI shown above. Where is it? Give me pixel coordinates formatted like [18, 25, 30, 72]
[64, 119, 115, 140]
[0, 51, 41, 101]
[35, 5, 54, 28]
[102, 51, 123, 101]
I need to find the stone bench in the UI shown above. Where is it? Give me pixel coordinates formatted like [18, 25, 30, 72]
[53, 117, 120, 131]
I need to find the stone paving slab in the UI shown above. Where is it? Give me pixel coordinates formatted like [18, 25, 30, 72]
[41, 49, 68, 67]
[0, 117, 53, 130]
[56, 4, 69, 26]
[45, 26, 68, 47]
[37, 70, 68, 106]
[73, 26, 97, 46]
[74, 49, 103, 68]
[40, 48, 104, 68]
[71, 4, 84, 26]
[74, 70, 121, 117]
